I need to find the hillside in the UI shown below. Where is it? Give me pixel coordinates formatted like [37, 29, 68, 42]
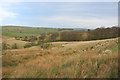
[2, 26, 119, 78]
[2, 26, 75, 37]
[2, 38, 118, 78]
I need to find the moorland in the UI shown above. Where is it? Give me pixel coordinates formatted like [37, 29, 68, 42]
[2, 26, 119, 78]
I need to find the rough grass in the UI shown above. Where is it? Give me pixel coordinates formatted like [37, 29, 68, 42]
[2, 36, 29, 49]
[2, 38, 119, 78]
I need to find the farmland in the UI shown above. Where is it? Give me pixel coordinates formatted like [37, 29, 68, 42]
[2, 26, 74, 37]
[1, 26, 119, 78]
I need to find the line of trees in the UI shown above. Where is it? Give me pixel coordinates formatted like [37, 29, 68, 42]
[60, 27, 119, 41]
[14, 26, 119, 43]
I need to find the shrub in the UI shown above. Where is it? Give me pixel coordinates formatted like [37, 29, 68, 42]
[12, 43, 18, 49]
[49, 32, 59, 42]
[31, 42, 37, 46]
[40, 43, 51, 49]
[15, 37, 20, 40]
[24, 43, 32, 48]
[2, 42, 10, 50]
[29, 36, 37, 42]
[23, 36, 28, 41]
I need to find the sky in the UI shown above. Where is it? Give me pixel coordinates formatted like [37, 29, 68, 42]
[0, 1, 118, 29]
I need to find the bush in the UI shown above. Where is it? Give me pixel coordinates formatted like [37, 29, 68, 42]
[49, 32, 59, 42]
[12, 43, 18, 49]
[24, 43, 32, 48]
[24, 42, 38, 48]
[2, 42, 10, 50]
[22, 36, 28, 41]
[31, 42, 37, 46]
[40, 43, 51, 49]
[15, 37, 20, 40]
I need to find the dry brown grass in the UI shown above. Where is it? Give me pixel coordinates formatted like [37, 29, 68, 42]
[2, 38, 118, 78]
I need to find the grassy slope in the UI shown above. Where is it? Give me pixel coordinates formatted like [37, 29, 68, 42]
[2, 26, 73, 37]
[2, 38, 118, 78]
[2, 26, 60, 49]
[2, 36, 29, 49]
[2, 26, 74, 49]
[2, 26, 59, 37]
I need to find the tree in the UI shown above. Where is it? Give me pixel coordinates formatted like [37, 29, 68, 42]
[12, 43, 18, 49]
[2, 42, 10, 50]
[23, 36, 28, 41]
[24, 43, 32, 48]
[88, 29, 91, 31]
[49, 32, 59, 42]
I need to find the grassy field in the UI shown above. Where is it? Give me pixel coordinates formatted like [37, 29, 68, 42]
[2, 36, 29, 49]
[2, 26, 73, 37]
[2, 37, 118, 78]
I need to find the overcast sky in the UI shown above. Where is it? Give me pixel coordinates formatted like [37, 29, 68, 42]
[0, 1, 118, 29]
